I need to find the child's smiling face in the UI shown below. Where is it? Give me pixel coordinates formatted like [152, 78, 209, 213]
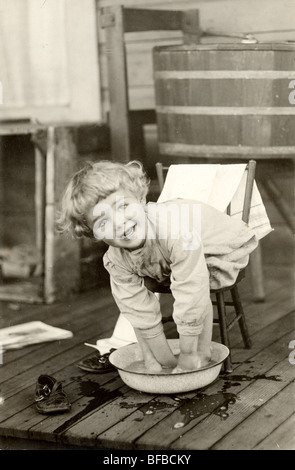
[86, 189, 147, 250]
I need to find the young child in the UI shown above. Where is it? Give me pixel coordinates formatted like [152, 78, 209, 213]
[57, 160, 258, 373]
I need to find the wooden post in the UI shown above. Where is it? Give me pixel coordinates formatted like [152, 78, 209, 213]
[101, 5, 131, 162]
[44, 126, 80, 303]
[262, 175, 295, 237]
[182, 10, 201, 44]
[44, 127, 56, 303]
[34, 146, 46, 276]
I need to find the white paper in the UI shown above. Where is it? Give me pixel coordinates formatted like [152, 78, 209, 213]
[0, 321, 73, 350]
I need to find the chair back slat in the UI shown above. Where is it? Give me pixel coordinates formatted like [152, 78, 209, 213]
[242, 160, 256, 224]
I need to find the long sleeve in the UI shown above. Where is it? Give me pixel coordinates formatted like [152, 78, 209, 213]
[103, 251, 163, 336]
[167, 234, 211, 336]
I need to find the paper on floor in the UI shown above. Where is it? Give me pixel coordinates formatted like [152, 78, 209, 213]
[0, 321, 73, 350]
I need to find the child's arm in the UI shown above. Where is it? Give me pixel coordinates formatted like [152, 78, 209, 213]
[166, 231, 213, 372]
[173, 335, 204, 373]
[134, 327, 177, 372]
[103, 251, 177, 370]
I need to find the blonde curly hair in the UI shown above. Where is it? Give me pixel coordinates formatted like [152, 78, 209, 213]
[56, 160, 150, 238]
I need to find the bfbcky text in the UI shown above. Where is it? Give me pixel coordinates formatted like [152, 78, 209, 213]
[288, 80, 295, 105]
[288, 340, 295, 364]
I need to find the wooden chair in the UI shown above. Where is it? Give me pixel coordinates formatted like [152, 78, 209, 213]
[100, 5, 201, 162]
[152, 160, 258, 373]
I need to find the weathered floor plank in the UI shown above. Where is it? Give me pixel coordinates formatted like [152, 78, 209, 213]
[253, 413, 295, 450]
[212, 381, 295, 450]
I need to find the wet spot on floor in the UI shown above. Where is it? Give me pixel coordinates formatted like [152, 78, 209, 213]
[222, 381, 242, 392]
[53, 379, 123, 434]
[174, 422, 185, 429]
[170, 391, 238, 428]
[221, 372, 282, 393]
[120, 399, 176, 417]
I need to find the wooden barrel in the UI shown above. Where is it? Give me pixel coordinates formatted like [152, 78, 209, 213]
[153, 43, 295, 160]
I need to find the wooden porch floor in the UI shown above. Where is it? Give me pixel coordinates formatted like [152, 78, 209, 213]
[0, 256, 294, 451]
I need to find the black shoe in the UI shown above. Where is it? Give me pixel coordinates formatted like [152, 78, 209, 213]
[35, 375, 71, 414]
[77, 349, 116, 373]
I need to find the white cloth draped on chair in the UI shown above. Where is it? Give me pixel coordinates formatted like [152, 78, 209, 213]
[157, 164, 272, 241]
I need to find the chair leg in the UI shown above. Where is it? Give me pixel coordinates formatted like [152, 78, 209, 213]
[215, 291, 232, 373]
[230, 285, 252, 349]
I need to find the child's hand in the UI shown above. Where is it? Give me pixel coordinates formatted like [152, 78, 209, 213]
[172, 352, 202, 373]
[144, 356, 163, 373]
[134, 327, 177, 372]
[173, 334, 211, 373]
[172, 351, 210, 373]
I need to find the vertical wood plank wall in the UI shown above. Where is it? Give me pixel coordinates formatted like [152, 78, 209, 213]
[96, 0, 295, 119]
